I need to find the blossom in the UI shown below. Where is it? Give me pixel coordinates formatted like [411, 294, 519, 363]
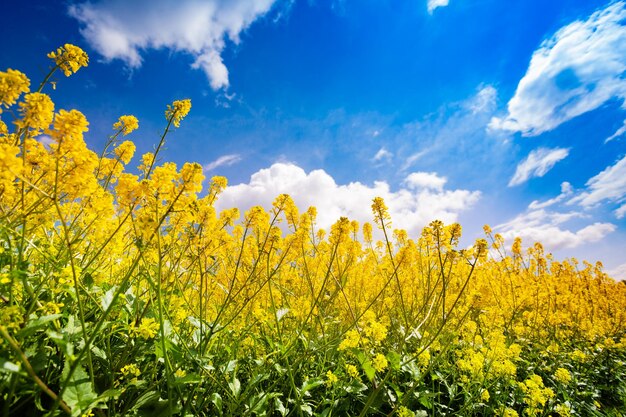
[113, 115, 139, 136]
[15, 93, 54, 130]
[372, 353, 388, 373]
[325, 370, 338, 387]
[165, 99, 191, 128]
[132, 317, 160, 339]
[47, 44, 89, 77]
[554, 367, 572, 385]
[0, 69, 30, 113]
[114, 140, 136, 164]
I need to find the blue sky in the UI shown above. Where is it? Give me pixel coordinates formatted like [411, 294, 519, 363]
[2, 0, 626, 278]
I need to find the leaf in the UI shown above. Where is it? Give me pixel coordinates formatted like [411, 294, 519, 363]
[300, 377, 324, 396]
[275, 397, 288, 416]
[229, 377, 241, 398]
[101, 286, 117, 311]
[17, 314, 62, 338]
[61, 359, 97, 416]
[210, 392, 223, 416]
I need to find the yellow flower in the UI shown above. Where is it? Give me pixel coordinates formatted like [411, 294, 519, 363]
[113, 115, 139, 135]
[372, 353, 388, 373]
[175, 369, 187, 378]
[132, 317, 160, 339]
[498, 408, 519, 417]
[554, 367, 572, 385]
[16, 92, 54, 130]
[165, 99, 191, 127]
[47, 44, 89, 77]
[120, 363, 141, 377]
[555, 403, 572, 417]
[114, 140, 136, 164]
[0, 69, 30, 113]
[52, 109, 89, 139]
[325, 370, 338, 387]
[345, 364, 359, 379]
[397, 406, 415, 417]
[481, 389, 490, 402]
[338, 329, 361, 351]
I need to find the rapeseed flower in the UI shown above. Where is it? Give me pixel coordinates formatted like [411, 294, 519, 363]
[325, 370, 338, 387]
[113, 115, 139, 135]
[372, 353, 388, 373]
[132, 317, 160, 339]
[0, 69, 30, 113]
[47, 44, 89, 77]
[165, 99, 191, 127]
[554, 367, 572, 385]
[16, 92, 54, 130]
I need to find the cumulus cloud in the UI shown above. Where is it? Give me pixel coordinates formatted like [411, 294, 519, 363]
[427, 0, 449, 14]
[69, 0, 278, 89]
[570, 155, 626, 209]
[490, 2, 626, 135]
[404, 172, 447, 191]
[509, 147, 569, 186]
[215, 162, 480, 236]
[203, 154, 242, 172]
[495, 208, 616, 250]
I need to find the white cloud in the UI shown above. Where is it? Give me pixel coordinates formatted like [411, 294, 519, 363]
[404, 172, 447, 191]
[203, 154, 242, 172]
[528, 181, 573, 210]
[495, 208, 616, 250]
[607, 262, 626, 281]
[509, 147, 569, 186]
[427, 0, 449, 14]
[373, 147, 392, 162]
[468, 85, 498, 114]
[615, 203, 626, 219]
[215, 162, 480, 235]
[606, 119, 626, 143]
[490, 2, 626, 135]
[570, 155, 626, 208]
[69, 0, 278, 90]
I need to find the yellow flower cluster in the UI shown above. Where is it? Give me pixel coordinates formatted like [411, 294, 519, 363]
[0, 69, 30, 113]
[165, 99, 191, 127]
[132, 317, 160, 339]
[113, 115, 139, 136]
[16, 92, 54, 130]
[47, 44, 89, 77]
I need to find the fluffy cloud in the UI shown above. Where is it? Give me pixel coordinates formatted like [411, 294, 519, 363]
[495, 209, 616, 250]
[203, 154, 242, 172]
[215, 163, 480, 236]
[490, 2, 626, 135]
[69, 0, 278, 89]
[570, 155, 626, 208]
[373, 147, 392, 162]
[427, 0, 449, 14]
[509, 147, 569, 186]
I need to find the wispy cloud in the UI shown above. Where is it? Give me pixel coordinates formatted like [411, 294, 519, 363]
[203, 154, 242, 172]
[528, 182, 573, 210]
[373, 147, 392, 162]
[606, 119, 626, 143]
[427, 0, 449, 14]
[509, 147, 569, 186]
[570, 155, 626, 209]
[490, 2, 626, 136]
[69, 0, 278, 90]
[216, 162, 480, 236]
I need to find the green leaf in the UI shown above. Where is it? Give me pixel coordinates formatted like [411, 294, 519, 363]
[17, 314, 62, 338]
[61, 359, 97, 417]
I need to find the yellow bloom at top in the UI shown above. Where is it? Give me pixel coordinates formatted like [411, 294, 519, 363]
[52, 109, 89, 139]
[165, 99, 191, 128]
[325, 370, 338, 387]
[16, 92, 54, 130]
[0, 69, 30, 113]
[113, 115, 139, 136]
[114, 140, 136, 164]
[372, 353, 388, 373]
[132, 317, 160, 339]
[47, 44, 89, 77]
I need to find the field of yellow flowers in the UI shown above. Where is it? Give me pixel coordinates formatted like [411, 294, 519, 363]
[1, 45, 626, 417]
